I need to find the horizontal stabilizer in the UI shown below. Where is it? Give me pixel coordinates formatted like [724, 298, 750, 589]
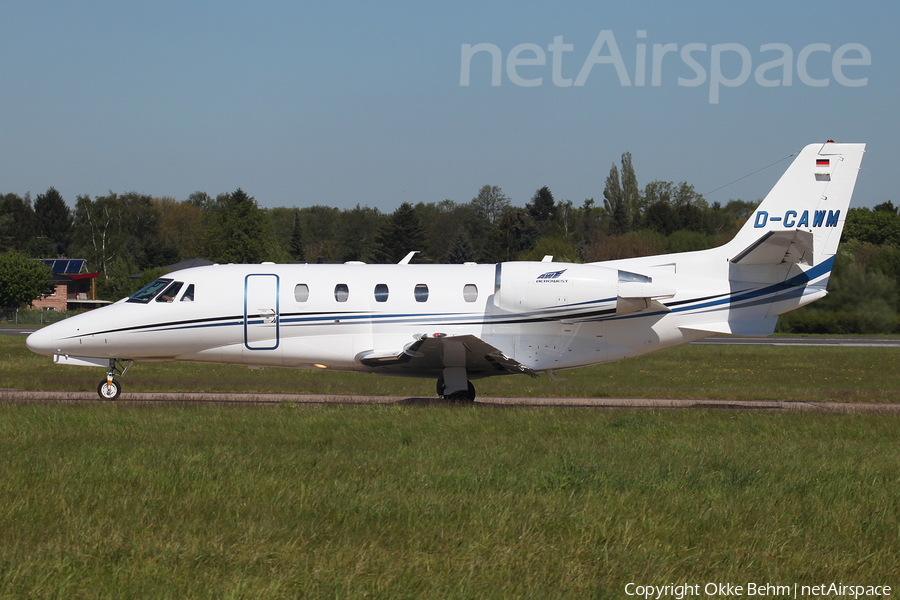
[730, 229, 814, 266]
[678, 317, 778, 337]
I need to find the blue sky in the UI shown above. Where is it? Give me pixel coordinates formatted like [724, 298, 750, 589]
[1, 1, 895, 212]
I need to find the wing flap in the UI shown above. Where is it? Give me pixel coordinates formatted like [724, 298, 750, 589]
[356, 334, 537, 378]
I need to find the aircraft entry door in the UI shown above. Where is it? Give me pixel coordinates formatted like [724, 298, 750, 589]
[244, 274, 280, 350]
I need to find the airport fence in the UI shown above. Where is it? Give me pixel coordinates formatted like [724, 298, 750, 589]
[0, 309, 79, 326]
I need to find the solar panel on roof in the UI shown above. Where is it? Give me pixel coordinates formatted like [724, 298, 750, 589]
[39, 259, 85, 274]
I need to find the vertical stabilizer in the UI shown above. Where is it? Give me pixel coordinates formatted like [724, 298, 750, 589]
[727, 142, 865, 266]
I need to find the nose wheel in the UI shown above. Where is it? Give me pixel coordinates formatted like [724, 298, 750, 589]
[98, 379, 121, 400]
[97, 359, 133, 400]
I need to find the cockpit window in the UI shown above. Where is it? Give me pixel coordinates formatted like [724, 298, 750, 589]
[180, 284, 195, 302]
[127, 278, 173, 303]
[156, 281, 184, 303]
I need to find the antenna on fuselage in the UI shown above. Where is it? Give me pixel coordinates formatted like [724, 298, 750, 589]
[398, 251, 419, 265]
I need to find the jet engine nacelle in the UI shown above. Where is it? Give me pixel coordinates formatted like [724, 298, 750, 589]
[493, 262, 620, 314]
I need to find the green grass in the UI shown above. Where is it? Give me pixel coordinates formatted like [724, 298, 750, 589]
[0, 405, 897, 598]
[3, 336, 899, 401]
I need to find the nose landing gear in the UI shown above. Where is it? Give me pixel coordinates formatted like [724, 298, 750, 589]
[97, 359, 133, 400]
[98, 378, 121, 400]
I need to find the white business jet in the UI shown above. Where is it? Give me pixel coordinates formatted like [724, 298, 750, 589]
[27, 142, 865, 400]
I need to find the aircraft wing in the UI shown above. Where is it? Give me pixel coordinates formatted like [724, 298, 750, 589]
[356, 334, 538, 379]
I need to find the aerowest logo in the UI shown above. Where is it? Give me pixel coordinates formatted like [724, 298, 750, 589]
[754, 209, 840, 228]
[535, 269, 568, 283]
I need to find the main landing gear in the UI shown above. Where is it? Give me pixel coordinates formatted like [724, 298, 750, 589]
[97, 359, 133, 400]
[436, 377, 476, 402]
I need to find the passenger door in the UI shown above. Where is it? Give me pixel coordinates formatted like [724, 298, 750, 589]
[244, 274, 280, 350]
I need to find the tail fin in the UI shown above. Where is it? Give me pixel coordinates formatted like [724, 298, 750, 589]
[726, 141, 866, 267]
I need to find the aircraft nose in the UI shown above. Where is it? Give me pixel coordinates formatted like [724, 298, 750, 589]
[25, 326, 57, 356]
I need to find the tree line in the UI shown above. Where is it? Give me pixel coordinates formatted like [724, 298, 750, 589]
[2, 153, 899, 332]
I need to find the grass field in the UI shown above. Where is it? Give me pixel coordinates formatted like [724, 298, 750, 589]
[0, 405, 897, 598]
[2, 336, 899, 401]
[2, 336, 898, 598]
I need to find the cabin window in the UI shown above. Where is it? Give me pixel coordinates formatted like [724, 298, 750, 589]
[463, 284, 478, 302]
[334, 283, 349, 302]
[374, 283, 389, 303]
[180, 284, 195, 302]
[156, 281, 183, 303]
[127, 278, 172, 303]
[294, 283, 310, 302]
[414, 283, 429, 302]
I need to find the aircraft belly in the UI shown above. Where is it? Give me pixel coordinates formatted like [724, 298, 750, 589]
[281, 334, 358, 369]
[603, 314, 698, 362]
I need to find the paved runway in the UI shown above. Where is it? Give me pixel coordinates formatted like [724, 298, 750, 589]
[1, 390, 898, 413]
[690, 336, 900, 348]
[1, 327, 40, 336]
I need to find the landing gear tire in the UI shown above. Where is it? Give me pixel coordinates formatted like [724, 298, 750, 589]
[97, 359, 132, 400]
[98, 379, 121, 400]
[436, 377, 476, 402]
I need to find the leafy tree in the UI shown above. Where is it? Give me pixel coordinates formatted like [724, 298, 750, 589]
[420, 200, 470, 263]
[470, 185, 510, 227]
[580, 198, 602, 243]
[71, 191, 163, 274]
[0, 193, 37, 252]
[203, 188, 275, 264]
[468, 185, 511, 262]
[186, 191, 214, 210]
[71, 193, 127, 275]
[372, 202, 425, 263]
[33, 187, 72, 251]
[603, 163, 628, 234]
[154, 197, 205, 260]
[0, 251, 52, 309]
[299, 205, 342, 262]
[865, 244, 900, 292]
[665, 230, 716, 253]
[0, 212, 12, 253]
[873, 200, 898, 215]
[722, 199, 760, 222]
[496, 207, 538, 262]
[290, 209, 305, 261]
[268, 206, 299, 258]
[843, 208, 900, 246]
[443, 230, 477, 263]
[339, 204, 382, 262]
[779, 247, 898, 334]
[94, 255, 140, 301]
[581, 230, 666, 262]
[526, 186, 556, 229]
[519, 235, 579, 263]
[620, 152, 643, 226]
